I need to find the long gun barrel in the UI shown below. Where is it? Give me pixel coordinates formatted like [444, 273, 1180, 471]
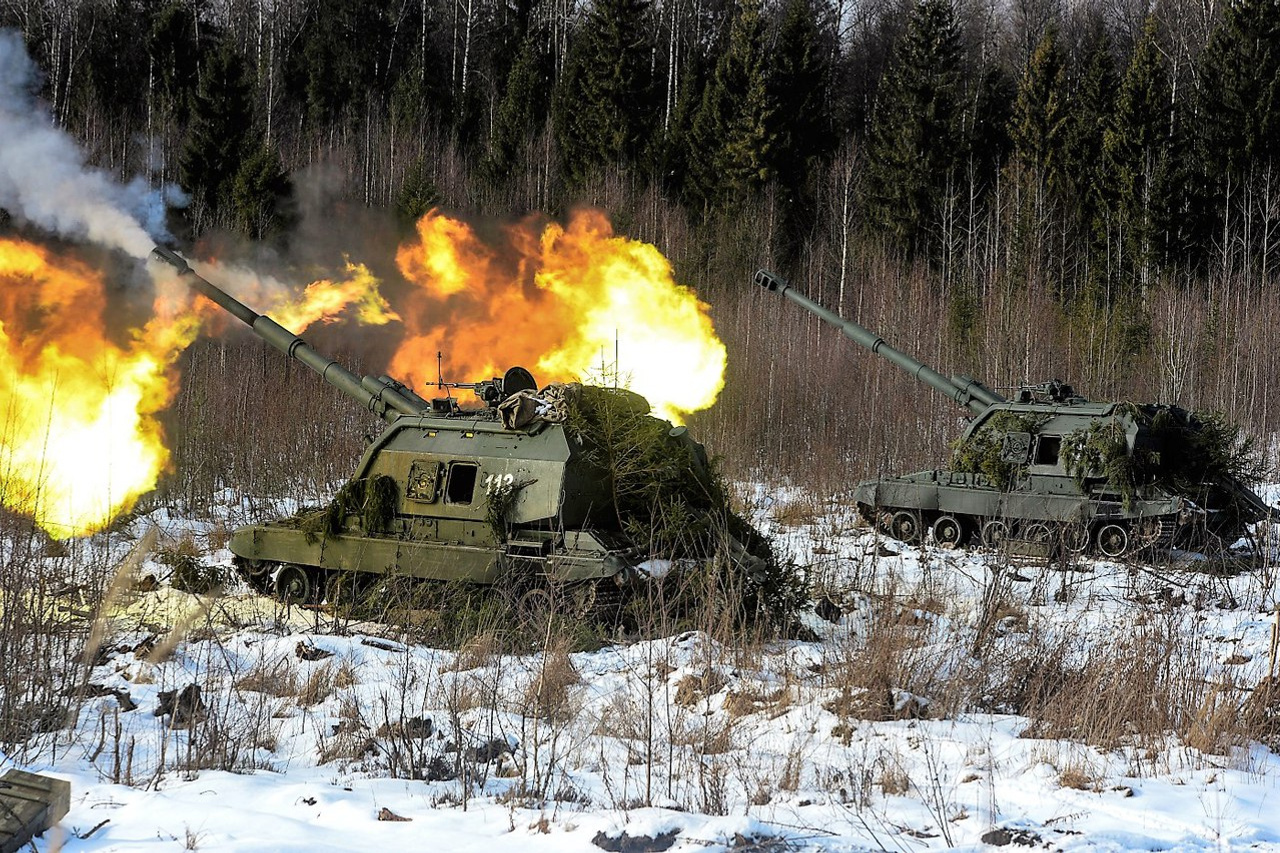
[151, 246, 427, 423]
[755, 269, 1004, 415]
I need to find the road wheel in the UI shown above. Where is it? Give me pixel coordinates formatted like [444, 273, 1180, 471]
[1136, 519, 1164, 549]
[890, 510, 923, 544]
[517, 587, 554, 628]
[276, 564, 318, 605]
[235, 558, 276, 595]
[1024, 522, 1053, 546]
[877, 510, 895, 535]
[981, 519, 1010, 550]
[1096, 523, 1131, 559]
[931, 515, 964, 549]
[1060, 524, 1091, 555]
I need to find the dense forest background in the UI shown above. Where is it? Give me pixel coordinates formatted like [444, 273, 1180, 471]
[3, 0, 1280, 497]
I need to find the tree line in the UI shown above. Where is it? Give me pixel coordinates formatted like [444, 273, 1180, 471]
[5, 0, 1280, 486]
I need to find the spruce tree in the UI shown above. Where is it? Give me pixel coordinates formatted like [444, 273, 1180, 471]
[768, 0, 832, 210]
[1009, 30, 1067, 190]
[970, 65, 1015, 191]
[1191, 0, 1280, 268]
[147, 2, 204, 125]
[77, 0, 151, 124]
[1197, 0, 1280, 182]
[1103, 17, 1180, 288]
[1060, 29, 1116, 218]
[1060, 26, 1118, 295]
[484, 34, 551, 181]
[552, 0, 656, 184]
[232, 144, 291, 240]
[296, 0, 389, 129]
[684, 0, 776, 213]
[180, 43, 254, 228]
[860, 0, 964, 256]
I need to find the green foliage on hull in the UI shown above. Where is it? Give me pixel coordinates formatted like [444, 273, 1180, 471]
[951, 412, 1049, 490]
[565, 384, 801, 626]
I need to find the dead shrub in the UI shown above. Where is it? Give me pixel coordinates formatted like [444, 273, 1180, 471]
[318, 698, 375, 764]
[825, 686, 926, 723]
[205, 525, 231, 552]
[771, 495, 822, 526]
[255, 730, 278, 753]
[524, 640, 580, 722]
[824, 597, 952, 722]
[674, 670, 726, 707]
[1242, 676, 1280, 749]
[298, 664, 335, 707]
[157, 537, 229, 594]
[982, 635, 1075, 715]
[334, 658, 359, 689]
[1184, 682, 1249, 755]
[879, 764, 910, 795]
[723, 690, 762, 718]
[673, 719, 735, 755]
[1017, 621, 1206, 750]
[318, 728, 376, 765]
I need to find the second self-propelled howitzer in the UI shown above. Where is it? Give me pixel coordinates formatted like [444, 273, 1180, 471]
[755, 269, 1273, 557]
[149, 245, 768, 610]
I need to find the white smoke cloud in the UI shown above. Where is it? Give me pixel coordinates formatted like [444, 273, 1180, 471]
[0, 29, 177, 258]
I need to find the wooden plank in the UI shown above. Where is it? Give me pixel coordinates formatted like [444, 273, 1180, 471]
[0, 770, 70, 853]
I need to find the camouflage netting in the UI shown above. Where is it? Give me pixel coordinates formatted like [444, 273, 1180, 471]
[1060, 419, 1149, 508]
[297, 474, 400, 540]
[1062, 405, 1261, 511]
[563, 384, 806, 628]
[951, 412, 1048, 490]
[954, 401, 1260, 516]
[485, 477, 534, 542]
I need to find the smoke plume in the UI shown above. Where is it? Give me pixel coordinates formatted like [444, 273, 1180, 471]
[0, 30, 176, 258]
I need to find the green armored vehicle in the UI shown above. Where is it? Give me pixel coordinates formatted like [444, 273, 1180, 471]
[757, 270, 1272, 557]
[151, 246, 765, 608]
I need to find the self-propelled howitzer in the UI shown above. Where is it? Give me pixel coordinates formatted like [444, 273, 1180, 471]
[756, 269, 1273, 557]
[150, 246, 767, 608]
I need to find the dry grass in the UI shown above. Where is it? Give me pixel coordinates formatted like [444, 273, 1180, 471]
[823, 594, 957, 723]
[880, 764, 911, 795]
[234, 658, 299, 698]
[1184, 682, 1249, 756]
[1016, 622, 1196, 750]
[723, 687, 789, 718]
[674, 670, 727, 708]
[334, 657, 359, 689]
[298, 664, 335, 707]
[770, 494, 824, 527]
[452, 630, 500, 672]
[1059, 764, 1097, 791]
[523, 640, 580, 722]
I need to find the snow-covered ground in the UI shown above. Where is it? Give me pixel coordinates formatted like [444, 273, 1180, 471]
[7, 488, 1280, 852]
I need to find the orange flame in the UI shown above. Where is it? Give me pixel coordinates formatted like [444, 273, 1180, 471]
[393, 209, 726, 423]
[0, 243, 399, 538]
[0, 238, 199, 537]
[267, 260, 400, 331]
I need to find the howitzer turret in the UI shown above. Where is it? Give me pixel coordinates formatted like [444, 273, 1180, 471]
[145, 246, 773, 615]
[757, 269, 1273, 557]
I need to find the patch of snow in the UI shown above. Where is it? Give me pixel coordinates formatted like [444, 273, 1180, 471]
[7, 489, 1280, 851]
